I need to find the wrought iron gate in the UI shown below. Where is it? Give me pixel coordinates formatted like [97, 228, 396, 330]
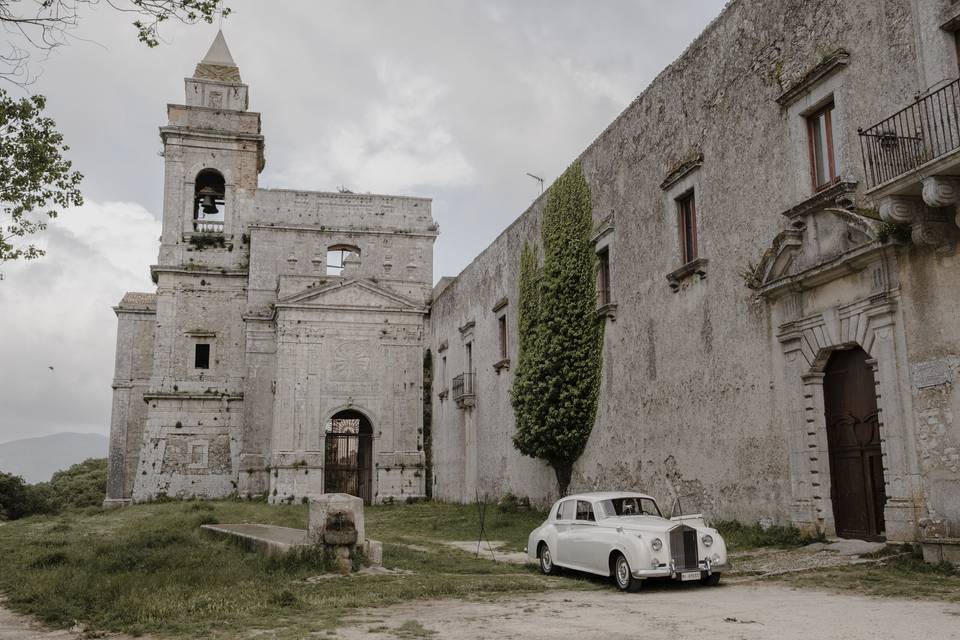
[324, 414, 373, 504]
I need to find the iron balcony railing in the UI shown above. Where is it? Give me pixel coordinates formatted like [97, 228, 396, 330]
[452, 372, 475, 404]
[859, 78, 960, 189]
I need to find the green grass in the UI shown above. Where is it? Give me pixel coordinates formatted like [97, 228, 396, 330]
[774, 545, 960, 602]
[0, 500, 566, 638]
[714, 520, 825, 551]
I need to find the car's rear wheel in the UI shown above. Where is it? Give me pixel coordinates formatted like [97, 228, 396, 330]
[538, 543, 559, 575]
[612, 552, 641, 592]
[700, 572, 721, 586]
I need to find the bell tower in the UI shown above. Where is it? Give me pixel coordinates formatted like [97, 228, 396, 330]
[156, 30, 264, 270]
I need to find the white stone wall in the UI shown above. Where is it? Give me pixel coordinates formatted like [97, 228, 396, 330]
[428, 0, 960, 541]
[111, 43, 435, 505]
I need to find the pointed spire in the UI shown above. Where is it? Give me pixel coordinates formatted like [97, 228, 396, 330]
[201, 30, 236, 68]
[194, 30, 241, 83]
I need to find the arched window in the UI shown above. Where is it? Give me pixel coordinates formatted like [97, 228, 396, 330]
[326, 244, 361, 276]
[193, 169, 225, 233]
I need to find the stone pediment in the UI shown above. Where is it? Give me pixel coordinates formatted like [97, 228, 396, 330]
[276, 278, 425, 313]
[752, 207, 882, 296]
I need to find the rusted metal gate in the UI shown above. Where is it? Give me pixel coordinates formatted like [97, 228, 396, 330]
[823, 348, 887, 540]
[324, 413, 373, 504]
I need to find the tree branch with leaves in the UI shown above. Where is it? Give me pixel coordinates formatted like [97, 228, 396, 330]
[0, 90, 82, 264]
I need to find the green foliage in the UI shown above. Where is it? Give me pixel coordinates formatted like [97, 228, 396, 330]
[511, 162, 604, 495]
[0, 90, 84, 264]
[189, 232, 227, 249]
[0, 458, 107, 519]
[0, 472, 54, 520]
[422, 350, 433, 498]
[876, 221, 912, 244]
[48, 458, 108, 510]
[713, 520, 825, 551]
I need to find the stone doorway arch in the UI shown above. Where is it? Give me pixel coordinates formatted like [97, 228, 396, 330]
[324, 409, 373, 504]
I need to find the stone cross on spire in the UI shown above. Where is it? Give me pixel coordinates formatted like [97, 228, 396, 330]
[194, 30, 241, 83]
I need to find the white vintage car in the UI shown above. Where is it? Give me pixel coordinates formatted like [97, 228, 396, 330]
[526, 491, 728, 591]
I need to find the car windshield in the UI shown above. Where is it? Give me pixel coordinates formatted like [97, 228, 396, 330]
[595, 497, 662, 519]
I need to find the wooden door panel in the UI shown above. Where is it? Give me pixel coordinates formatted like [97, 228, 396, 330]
[824, 348, 887, 540]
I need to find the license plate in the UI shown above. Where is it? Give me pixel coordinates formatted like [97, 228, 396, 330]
[681, 571, 701, 581]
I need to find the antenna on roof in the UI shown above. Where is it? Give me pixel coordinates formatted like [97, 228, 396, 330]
[526, 172, 544, 195]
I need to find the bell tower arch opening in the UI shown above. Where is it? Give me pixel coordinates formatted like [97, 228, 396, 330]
[324, 409, 374, 504]
[823, 347, 888, 540]
[193, 169, 226, 233]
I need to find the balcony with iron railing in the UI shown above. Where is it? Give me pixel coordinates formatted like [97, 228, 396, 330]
[452, 372, 476, 409]
[858, 78, 960, 250]
[859, 78, 960, 191]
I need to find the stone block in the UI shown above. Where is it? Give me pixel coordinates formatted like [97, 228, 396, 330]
[363, 539, 383, 566]
[309, 493, 364, 546]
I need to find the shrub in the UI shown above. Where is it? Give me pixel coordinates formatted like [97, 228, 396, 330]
[714, 520, 825, 550]
[0, 472, 55, 520]
[48, 458, 108, 511]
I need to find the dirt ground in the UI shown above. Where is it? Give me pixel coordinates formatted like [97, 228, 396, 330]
[338, 583, 960, 640]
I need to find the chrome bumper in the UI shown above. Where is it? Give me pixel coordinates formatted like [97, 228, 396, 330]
[632, 558, 730, 579]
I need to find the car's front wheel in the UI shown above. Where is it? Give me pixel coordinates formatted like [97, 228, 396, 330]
[611, 552, 642, 592]
[700, 572, 721, 586]
[538, 543, 559, 575]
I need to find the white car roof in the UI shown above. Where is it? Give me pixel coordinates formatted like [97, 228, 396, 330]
[557, 491, 655, 502]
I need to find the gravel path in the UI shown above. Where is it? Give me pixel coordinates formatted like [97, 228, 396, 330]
[338, 584, 960, 640]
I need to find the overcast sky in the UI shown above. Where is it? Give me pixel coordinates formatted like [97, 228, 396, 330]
[0, 0, 727, 444]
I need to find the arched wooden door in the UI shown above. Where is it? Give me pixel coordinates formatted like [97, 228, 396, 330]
[823, 348, 887, 540]
[324, 410, 373, 504]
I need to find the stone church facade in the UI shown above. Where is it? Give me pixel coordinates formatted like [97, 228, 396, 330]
[105, 33, 435, 506]
[429, 0, 960, 547]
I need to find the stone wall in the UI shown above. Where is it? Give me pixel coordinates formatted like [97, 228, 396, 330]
[428, 0, 957, 536]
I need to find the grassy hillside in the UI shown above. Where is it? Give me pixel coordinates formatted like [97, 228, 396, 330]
[0, 500, 561, 638]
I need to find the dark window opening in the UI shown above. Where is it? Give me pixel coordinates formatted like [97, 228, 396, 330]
[808, 102, 838, 192]
[498, 316, 508, 361]
[597, 247, 611, 306]
[677, 191, 698, 265]
[193, 169, 226, 233]
[194, 343, 210, 369]
[575, 500, 596, 522]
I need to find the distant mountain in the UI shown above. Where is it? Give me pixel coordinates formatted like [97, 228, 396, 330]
[0, 432, 109, 483]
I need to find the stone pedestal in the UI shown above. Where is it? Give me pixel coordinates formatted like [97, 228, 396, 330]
[309, 493, 365, 544]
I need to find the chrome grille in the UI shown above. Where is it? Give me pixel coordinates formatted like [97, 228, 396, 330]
[669, 525, 699, 571]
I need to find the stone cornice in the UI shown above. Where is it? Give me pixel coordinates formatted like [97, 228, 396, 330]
[756, 242, 892, 300]
[660, 153, 704, 191]
[247, 223, 438, 239]
[776, 49, 850, 108]
[781, 181, 859, 220]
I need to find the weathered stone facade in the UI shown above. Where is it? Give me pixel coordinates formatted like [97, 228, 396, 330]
[105, 33, 434, 505]
[429, 0, 960, 543]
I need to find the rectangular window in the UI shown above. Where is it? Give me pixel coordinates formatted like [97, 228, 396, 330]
[194, 343, 210, 369]
[597, 247, 611, 306]
[441, 356, 447, 388]
[498, 316, 508, 361]
[808, 102, 838, 191]
[677, 191, 698, 264]
[559, 500, 576, 520]
[575, 500, 595, 522]
[465, 342, 473, 374]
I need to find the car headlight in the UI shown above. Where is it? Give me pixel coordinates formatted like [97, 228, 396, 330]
[711, 553, 721, 564]
[651, 538, 662, 551]
[702, 534, 713, 547]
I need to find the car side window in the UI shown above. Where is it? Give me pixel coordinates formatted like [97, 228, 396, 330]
[575, 500, 595, 522]
[559, 500, 575, 520]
